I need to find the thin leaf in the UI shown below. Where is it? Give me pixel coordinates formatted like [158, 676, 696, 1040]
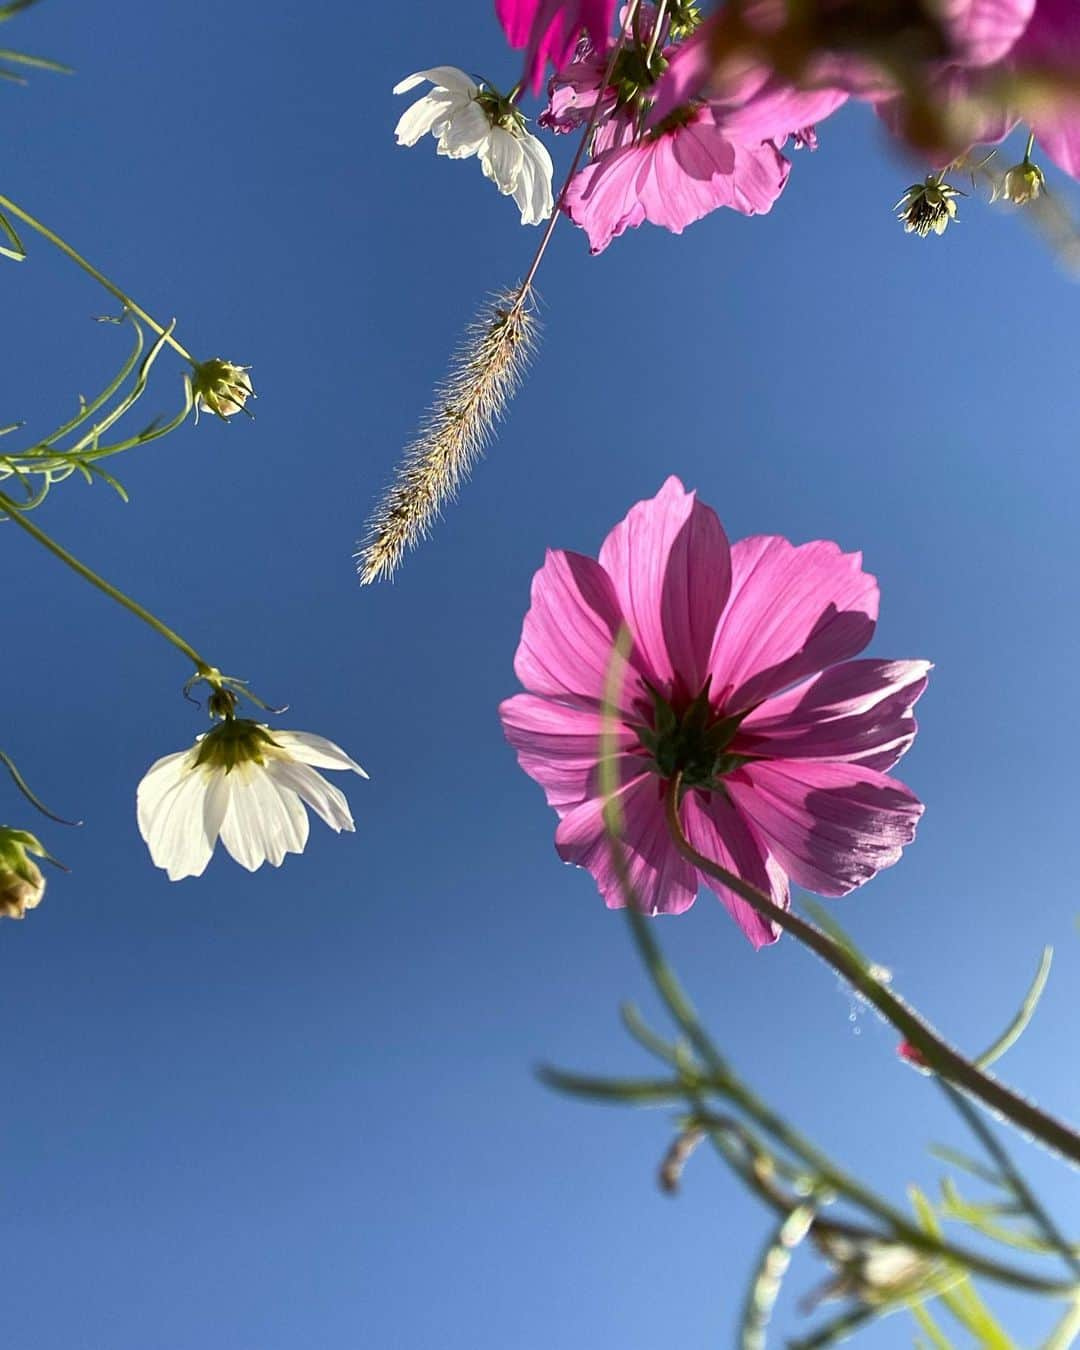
[0, 207, 26, 261]
[909, 1301, 956, 1350]
[974, 947, 1053, 1070]
[0, 47, 72, 72]
[1043, 1298, 1080, 1350]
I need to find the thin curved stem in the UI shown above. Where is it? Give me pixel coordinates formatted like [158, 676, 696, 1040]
[0, 192, 194, 364]
[661, 775, 1080, 1168]
[513, 0, 641, 301]
[0, 493, 210, 672]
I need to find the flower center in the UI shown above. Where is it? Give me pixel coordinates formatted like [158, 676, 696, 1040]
[637, 688, 752, 790]
[195, 718, 278, 772]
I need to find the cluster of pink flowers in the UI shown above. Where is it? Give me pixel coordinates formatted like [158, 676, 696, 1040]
[497, 0, 1080, 252]
[500, 479, 929, 946]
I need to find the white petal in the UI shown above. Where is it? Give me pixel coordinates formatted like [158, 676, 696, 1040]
[136, 748, 193, 840]
[217, 764, 288, 871]
[512, 133, 555, 225]
[481, 127, 525, 194]
[394, 90, 456, 147]
[141, 766, 216, 881]
[270, 729, 369, 777]
[265, 758, 355, 834]
[393, 66, 478, 97]
[266, 775, 311, 857]
[436, 101, 491, 159]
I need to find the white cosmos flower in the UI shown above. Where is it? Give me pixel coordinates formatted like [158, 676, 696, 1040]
[137, 721, 368, 881]
[394, 66, 554, 226]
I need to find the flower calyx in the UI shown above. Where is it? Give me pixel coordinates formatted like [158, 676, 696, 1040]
[0, 826, 49, 919]
[637, 685, 754, 791]
[193, 718, 280, 773]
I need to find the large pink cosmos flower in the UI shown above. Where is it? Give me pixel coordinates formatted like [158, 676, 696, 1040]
[499, 478, 929, 948]
[496, 0, 617, 92]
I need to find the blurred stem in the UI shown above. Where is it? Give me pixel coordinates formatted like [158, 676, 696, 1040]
[604, 911, 1074, 1296]
[0, 493, 210, 672]
[940, 1081, 1080, 1282]
[660, 774, 1080, 1168]
[0, 192, 194, 364]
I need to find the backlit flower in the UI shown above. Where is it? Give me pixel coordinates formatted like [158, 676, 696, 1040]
[496, 0, 618, 92]
[499, 478, 927, 947]
[192, 358, 254, 421]
[137, 721, 367, 881]
[895, 173, 963, 234]
[563, 103, 791, 253]
[394, 67, 554, 224]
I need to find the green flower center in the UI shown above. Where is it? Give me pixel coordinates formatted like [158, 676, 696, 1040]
[195, 718, 278, 772]
[636, 688, 753, 791]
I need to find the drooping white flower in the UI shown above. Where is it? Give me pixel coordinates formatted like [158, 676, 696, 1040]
[137, 721, 367, 881]
[394, 66, 554, 226]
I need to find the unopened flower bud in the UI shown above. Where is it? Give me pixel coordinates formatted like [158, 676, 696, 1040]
[895, 175, 962, 237]
[0, 827, 47, 920]
[999, 160, 1045, 205]
[192, 358, 254, 420]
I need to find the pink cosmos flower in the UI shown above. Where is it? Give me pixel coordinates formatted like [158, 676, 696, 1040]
[649, 0, 1038, 147]
[499, 478, 928, 948]
[497, 0, 617, 92]
[562, 104, 791, 252]
[887, 0, 1080, 180]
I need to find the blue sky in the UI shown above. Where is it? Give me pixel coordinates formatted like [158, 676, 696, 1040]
[3, 2, 1079, 1346]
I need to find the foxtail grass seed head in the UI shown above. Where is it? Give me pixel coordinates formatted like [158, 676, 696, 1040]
[192, 358, 254, 421]
[895, 175, 962, 236]
[357, 291, 537, 585]
[0, 827, 47, 919]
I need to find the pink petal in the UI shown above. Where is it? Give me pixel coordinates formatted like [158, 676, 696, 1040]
[941, 0, 1037, 66]
[498, 0, 617, 92]
[1035, 114, 1080, 180]
[555, 772, 698, 915]
[563, 139, 650, 253]
[709, 536, 879, 713]
[513, 547, 653, 711]
[714, 80, 849, 146]
[681, 790, 788, 948]
[727, 760, 924, 897]
[597, 476, 732, 701]
[499, 693, 641, 814]
[736, 659, 931, 772]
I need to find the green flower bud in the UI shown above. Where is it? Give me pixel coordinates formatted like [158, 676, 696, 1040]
[895, 175, 962, 237]
[0, 827, 47, 920]
[1000, 160, 1045, 205]
[191, 358, 254, 420]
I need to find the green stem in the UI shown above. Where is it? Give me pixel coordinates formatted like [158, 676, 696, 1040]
[660, 776, 1080, 1168]
[514, 0, 641, 301]
[0, 493, 210, 672]
[1025, 130, 1037, 163]
[0, 192, 194, 364]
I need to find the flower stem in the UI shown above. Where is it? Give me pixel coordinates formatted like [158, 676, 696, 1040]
[1024, 130, 1037, 162]
[661, 774, 1080, 1167]
[0, 192, 194, 364]
[0, 493, 211, 672]
[513, 0, 642, 302]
